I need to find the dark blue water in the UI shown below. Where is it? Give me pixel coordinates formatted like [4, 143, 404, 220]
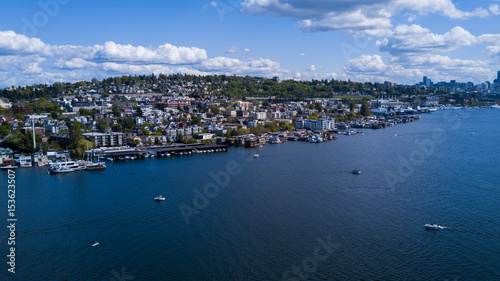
[1, 109, 499, 280]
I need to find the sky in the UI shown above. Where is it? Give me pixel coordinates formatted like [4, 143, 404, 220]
[0, 0, 499, 88]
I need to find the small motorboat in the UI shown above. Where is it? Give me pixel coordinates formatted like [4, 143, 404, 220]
[0, 165, 18, 170]
[425, 223, 444, 230]
[49, 166, 75, 174]
[92, 241, 99, 247]
[352, 170, 361, 174]
[254, 154, 260, 158]
[154, 195, 166, 201]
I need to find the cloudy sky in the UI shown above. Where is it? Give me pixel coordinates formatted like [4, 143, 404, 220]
[0, 0, 499, 88]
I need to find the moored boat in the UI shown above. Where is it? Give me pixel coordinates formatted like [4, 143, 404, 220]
[0, 165, 18, 170]
[49, 166, 75, 174]
[86, 162, 107, 170]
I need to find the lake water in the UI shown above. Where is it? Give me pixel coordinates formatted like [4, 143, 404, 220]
[1, 108, 499, 280]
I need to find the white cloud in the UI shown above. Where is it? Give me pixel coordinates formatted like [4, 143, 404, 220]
[393, 0, 488, 19]
[0, 30, 207, 65]
[299, 9, 393, 36]
[197, 57, 286, 76]
[377, 25, 477, 55]
[0, 30, 286, 87]
[94, 41, 207, 64]
[490, 4, 500, 15]
[344, 54, 491, 83]
[242, 0, 490, 36]
[307, 64, 316, 71]
[478, 34, 500, 56]
[226, 46, 239, 54]
[0, 30, 52, 56]
[299, 53, 305, 56]
[226, 46, 253, 55]
[345, 55, 388, 73]
[54, 58, 96, 69]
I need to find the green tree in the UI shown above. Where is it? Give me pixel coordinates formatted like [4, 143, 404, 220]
[176, 132, 185, 143]
[69, 121, 83, 148]
[349, 101, 355, 112]
[211, 105, 220, 115]
[360, 102, 372, 116]
[96, 119, 109, 132]
[136, 107, 143, 117]
[315, 102, 323, 112]
[79, 108, 92, 116]
[132, 139, 141, 147]
[111, 105, 121, 117]
[14, 113, 25, 121]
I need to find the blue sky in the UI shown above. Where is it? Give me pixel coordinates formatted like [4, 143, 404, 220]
[0, 0, 499, 88]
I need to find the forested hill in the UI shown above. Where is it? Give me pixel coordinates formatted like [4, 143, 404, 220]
[0, 74, 431, 101]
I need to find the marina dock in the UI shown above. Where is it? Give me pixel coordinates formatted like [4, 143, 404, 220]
[89, 143, 228, 160]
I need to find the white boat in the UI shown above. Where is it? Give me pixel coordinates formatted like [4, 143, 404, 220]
[48, 161, 81, 170]
[352, 170, 361, 174]
[49, 166, 75, 174]
[425, 223, 444, 230]
[1, 164, 17, 170]
[154, 195, 166, 201]
[253, 154, 260, 158]
[86, 162, 106, 170]
[92, 241, 99, 247]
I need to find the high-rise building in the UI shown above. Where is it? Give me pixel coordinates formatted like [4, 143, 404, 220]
[497, 71, 500, 80]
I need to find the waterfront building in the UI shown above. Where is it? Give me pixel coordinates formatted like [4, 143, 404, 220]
[193, 133, 214, 140]
[14, 155, 32, 167]
[83, 132, 127, 147]
[296, 118, 335, 131]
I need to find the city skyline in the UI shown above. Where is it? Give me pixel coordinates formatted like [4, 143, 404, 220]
[0, 0, 500, 88]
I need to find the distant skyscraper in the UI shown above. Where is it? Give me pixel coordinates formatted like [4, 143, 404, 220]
[423, 76, 427, 85]
[497, 71, 500, 80]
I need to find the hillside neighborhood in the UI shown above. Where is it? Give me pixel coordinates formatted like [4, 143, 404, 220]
[0, 74, 498, 167]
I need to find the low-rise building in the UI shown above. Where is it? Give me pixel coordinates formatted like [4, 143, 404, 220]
[83, 132, 127, 147]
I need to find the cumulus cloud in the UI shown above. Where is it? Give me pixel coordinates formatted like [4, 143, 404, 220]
[377, 25, 477, 55]
[307, 64, 316, 71]
[197, 57, 286, 76]
[94, 42, 207, 64]
[478, 34, 500, 56]
[489, 4, 500, 16]
[0, 30, 52, 56]
[0, 30, 286, 87]
[345, 53, 491, 83]
[242, 0, 490, 36]
[226, 46, 253, 55]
